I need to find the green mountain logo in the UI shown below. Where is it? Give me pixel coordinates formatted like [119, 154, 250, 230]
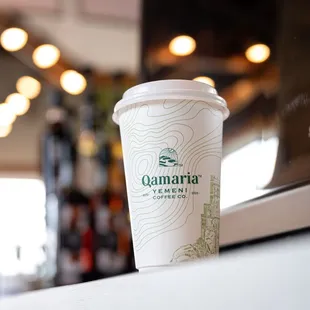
[159, 148, 178, 167]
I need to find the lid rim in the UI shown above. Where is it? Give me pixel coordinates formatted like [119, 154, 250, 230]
[123, 79, 218, 99]
[113, 80, 229, 124]
[113, 94, 229, 124]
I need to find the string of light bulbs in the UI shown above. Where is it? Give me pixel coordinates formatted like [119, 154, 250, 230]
[168, 35, 271, 88]
[0, 26, 88, 137]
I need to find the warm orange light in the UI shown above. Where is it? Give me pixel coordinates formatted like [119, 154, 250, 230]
[0, 103, 16, 126]
[193, 76, 215, 87]
[60, 70, 87, 95]
[16, 76, 41, 99]
[33, 44, 60, 69]
[0, 27, 28, 52]
[234, 80, 254, 101]
[169, 35, 196, 56]
[245, 44, 270, 63]
[5, 93, 30, 116]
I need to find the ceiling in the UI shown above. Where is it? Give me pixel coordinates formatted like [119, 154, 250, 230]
[142, 0, 277, 79]
[0, 0, 140, 73]
[141, 0, 278, 113]
[144, 0, 276, 57]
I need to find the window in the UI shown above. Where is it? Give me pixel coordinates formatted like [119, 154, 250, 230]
[0, 178, 46, 276]
[221, 137, 279, 209]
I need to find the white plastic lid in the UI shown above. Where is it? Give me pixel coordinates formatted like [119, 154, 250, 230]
[113, 79, 229, 124]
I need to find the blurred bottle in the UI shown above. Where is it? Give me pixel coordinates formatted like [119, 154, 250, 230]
[72, 68, 100, 282]
[75, 68, 106, 194]
[42, 89, 77, 194]
[58, 189, 91, 285]
[41, 89, 77, 282]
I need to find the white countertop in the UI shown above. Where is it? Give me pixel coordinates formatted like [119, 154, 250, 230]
[1, 233, 310, 310]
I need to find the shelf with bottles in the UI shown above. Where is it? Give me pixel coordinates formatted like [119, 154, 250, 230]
[47, 70, 135, 286]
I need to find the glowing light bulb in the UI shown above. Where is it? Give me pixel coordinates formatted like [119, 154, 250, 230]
[33, 44, 60, 69]
[245, 44, 270, 63]
[5, 93, 30, 116]
[0, 27, 28, 52]
[0, 103, 16, 126]
[60, 70, 87, 95]
[16, 76, 41, 99]
[169, 35, 196, 56]
[193, 76, 215, 87]
[0, 123, 12, 138]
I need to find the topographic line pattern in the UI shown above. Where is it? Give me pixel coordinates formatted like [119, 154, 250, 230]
[120, 99, 222, 252]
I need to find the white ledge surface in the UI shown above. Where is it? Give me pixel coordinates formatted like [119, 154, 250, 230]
[220, 183, 310, 245]
[1, 234, 310, 310]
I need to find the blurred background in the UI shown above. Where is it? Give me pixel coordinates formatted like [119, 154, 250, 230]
[0, 0, 310, 297]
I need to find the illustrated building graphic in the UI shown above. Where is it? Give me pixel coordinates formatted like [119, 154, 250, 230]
[171, 175, 220, 262]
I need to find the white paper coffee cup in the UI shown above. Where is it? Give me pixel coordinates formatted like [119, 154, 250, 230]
[113, 80, 229, 271]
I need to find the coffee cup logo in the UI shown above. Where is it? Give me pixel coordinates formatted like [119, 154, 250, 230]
[159, 148, 178, 167]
